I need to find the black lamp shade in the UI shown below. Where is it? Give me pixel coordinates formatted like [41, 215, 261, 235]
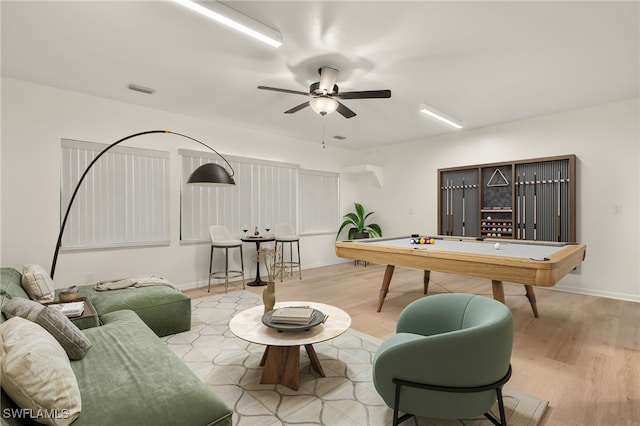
[187, 163, 236, 186]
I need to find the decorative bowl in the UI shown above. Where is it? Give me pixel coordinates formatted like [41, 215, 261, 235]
[59, 286, 79, 302]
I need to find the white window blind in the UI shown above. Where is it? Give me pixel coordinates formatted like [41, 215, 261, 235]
[180, 149, 298, 241]
[60, 139, 170, 249]
[299, 169, 340, 235]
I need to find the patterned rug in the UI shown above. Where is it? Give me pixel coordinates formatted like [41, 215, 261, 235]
[162, 291, 548, 426]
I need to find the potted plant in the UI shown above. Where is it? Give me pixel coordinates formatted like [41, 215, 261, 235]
[336, 202, 382, 240]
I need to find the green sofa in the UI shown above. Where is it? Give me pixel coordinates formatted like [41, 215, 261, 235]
[0, 267, 233, 426]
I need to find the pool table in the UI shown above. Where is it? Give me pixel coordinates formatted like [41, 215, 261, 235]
[335, 236, 586, 317]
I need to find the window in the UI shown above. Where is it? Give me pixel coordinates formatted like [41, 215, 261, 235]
[180, 149, 298, 241]
[60, 139, 170, 249]
[299, 169, 340, 235]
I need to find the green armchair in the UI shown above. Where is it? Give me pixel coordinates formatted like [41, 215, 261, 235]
[373, 293, 514, 425]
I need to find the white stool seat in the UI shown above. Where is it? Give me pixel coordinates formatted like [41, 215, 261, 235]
[209, 225, 244, 293]
[275, 235, 299, 242]
[213, 239, 242, 247]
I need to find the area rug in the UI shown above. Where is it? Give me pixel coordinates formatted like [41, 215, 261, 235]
[162, 291, 548, 426]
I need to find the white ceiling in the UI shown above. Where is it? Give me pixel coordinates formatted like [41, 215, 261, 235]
[2, 1, 638, 150]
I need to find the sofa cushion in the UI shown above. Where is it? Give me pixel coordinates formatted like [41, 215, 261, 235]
[0, 268, 31, 325]
[68, 284, 191, 337]
[0, 317, 82, 426]
[70, 310, 232, 426]
[20, 265, 54, 303]
[2, 298, 92, 360]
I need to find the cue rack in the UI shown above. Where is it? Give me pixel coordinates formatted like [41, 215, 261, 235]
[438, 155, 576, 242]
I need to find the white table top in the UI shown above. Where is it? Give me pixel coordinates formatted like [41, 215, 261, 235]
[229, 301, 351, 346]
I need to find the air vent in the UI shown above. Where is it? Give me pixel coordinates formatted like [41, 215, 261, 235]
[333, 135, 346, 140]
[128, 84, 155, 95]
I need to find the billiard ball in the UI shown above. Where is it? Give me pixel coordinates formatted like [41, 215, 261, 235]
[430, 238, 435, 244]
[494, 243, 500, 250]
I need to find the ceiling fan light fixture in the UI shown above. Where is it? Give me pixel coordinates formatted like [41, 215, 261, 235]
[419, 103, 463, 129]
[309, 97, 339, 116]
[173, 0, 282, 48]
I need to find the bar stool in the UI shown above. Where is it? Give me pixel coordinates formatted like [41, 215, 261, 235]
[208, 225, 244, 293]
[274, 223, 302, 281]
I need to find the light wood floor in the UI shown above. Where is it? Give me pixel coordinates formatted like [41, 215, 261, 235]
[185, 263, 640, 426]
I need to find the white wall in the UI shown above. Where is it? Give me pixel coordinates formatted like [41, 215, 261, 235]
[353, 98, 640, 302]
[0, 78, 360, 289]
[2, 78, 639, 302]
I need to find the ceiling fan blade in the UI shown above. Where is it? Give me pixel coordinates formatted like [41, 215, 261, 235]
[284, 102, 310, 114]
[318, 67, 339, 94]
[336, 101, 356, 119]
[258, 86, 310, 96]
[336, 89, 392, 99]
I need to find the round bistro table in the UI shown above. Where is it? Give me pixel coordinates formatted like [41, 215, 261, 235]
[229, 301, 351, 391]
[241, 235, 276, 286]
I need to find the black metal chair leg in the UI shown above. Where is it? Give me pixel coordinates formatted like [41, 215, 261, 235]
[393, 382, 401, 426]
[296, 240, 302, 279]
[224, 247, 229, 293]
[240, 246, 245, 289]
[483, 387, 507, 426]
[208, 246, 214, 292]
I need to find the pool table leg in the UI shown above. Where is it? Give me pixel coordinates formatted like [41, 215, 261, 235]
[492, 281, 540, 318]
[377, 265, 395, 312]
[491, 280, 506, 304]
[524, 285, 539, 318]
[423, 270, 430, 294]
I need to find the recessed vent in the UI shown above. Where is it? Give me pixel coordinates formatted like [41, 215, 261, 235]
[128, 84, 155, 95]
[333, 135, 346, 140]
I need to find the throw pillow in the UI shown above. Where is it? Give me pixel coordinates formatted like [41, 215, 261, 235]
[0, 317, 82, 426]
[0, 297, 44, 322]
[1, 299, 92, 360]
[35, 307, 92, 360]
[21, 264, 55, 303]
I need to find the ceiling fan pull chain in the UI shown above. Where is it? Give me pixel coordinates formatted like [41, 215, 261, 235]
[322, 118, 326, 149]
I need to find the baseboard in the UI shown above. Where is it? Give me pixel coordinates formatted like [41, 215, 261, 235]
[174, 260, 348, 292]
[550, 285, 640, 303]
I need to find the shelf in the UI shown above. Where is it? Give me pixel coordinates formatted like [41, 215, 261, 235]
[343, 164, 383, 187]
[481, 209, 512, 213]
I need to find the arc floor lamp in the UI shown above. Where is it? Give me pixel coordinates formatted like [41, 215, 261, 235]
[50, 130, 236, 279]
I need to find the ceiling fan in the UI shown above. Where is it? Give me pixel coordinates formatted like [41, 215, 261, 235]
[257, 66, 391, 119]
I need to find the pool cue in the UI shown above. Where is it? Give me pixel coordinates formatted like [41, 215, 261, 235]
[522, 173, 527, 240]
[516, 174, 521, 239]
[445, 180, 449, 235]
[557, 170, 561, 242]
[533, 173, 537, 240]
[449, 180, 454, 235]
[461, 178, 466, 236]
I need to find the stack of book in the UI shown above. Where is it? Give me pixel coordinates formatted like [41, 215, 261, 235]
[52, 301, 85, 317]
[270, 307, 314, 325]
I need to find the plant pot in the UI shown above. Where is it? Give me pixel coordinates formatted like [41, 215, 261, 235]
[354, 232, 370, 240]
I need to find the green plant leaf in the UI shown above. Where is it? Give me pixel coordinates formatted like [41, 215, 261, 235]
[336, 203, 382, 240]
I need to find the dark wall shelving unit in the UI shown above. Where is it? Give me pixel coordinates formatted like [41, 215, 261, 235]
[438, 155, 576, 242]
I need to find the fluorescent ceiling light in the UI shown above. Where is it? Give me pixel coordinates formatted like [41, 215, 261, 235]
[173, 0, 282, 48]
[419, 103, 463, 129]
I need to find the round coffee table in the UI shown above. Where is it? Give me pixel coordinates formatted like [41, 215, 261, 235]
[229, 301, 351, 391]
